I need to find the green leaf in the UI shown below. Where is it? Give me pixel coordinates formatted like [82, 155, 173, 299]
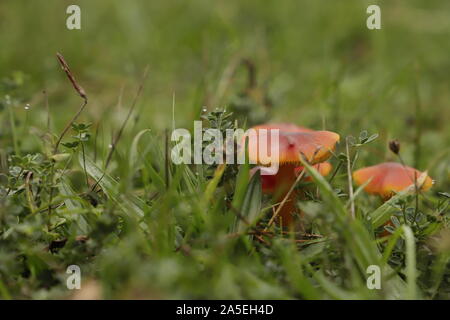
[129, 129, 152, 171]
[202, 164, 226, 206]
[79, 154, 150, 224]
[237, 169, 262, 232]
[403, 225, 418, 299]
[369, 189, 411, 228]
[231, 160, 250, 214]
[59, 176, 89, 234]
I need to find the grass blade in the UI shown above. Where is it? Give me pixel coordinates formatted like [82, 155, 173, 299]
[80, 154, 149, 220]
[237, 169, 262, 232]
[202, 164, 226, 207]
[403, 225, 418, 299]
[59, 176, 89, 234]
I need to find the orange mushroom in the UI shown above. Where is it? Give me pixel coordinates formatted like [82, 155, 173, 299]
[243, 124, 340, 226]
[353, 162, 433, 236]
[353, 162, 433, 201]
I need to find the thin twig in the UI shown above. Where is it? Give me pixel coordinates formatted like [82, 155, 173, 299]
[346, 137, 355, 219]
[54, 53, 88, 153]
[254, 234, 270, 246]
[54, 99, 88, 154]
[104, 66, 149, 169]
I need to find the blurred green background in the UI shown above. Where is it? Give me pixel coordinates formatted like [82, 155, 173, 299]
[0, 0, 449, 178]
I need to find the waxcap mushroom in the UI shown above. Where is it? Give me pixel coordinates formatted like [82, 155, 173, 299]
[243, 123, 340, 166]
[353, 162, 433, 200]
[241, 123, 339, 227]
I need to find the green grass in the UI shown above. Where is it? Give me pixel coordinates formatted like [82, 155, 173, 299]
[0, 0, 449, 299]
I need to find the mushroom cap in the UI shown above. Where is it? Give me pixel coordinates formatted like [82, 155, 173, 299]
[244, 123, 340, 165]
[251, 162, 333, 193]
[353, 162, 433, 199]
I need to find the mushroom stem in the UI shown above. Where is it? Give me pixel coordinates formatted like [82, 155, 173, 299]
[276, 191, 298, 227]
[273, 164, 298, 227]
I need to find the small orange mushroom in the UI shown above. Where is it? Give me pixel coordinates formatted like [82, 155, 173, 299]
[244, 124, 340, 226]
[353, 162, 433, 236]
[353, 162, 433, 201]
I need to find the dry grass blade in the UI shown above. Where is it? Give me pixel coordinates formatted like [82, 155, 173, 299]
[54, 52, 88, 153]
[56, 52, 87, 100]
